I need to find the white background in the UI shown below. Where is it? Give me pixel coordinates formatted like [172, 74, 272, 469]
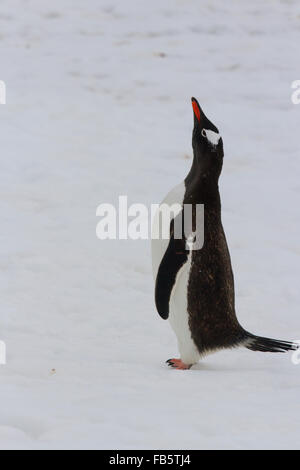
[0, 0, 299, 450]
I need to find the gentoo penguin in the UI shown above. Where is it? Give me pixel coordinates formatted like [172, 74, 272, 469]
[152, 97, 298, 370]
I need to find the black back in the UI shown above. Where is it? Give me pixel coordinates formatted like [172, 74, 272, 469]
[186, 98, 244, 353]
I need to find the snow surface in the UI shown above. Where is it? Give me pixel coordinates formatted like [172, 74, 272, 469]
[1, 0, 300, 450]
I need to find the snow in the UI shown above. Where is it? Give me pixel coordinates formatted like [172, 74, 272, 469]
[0, 0, 300, 450]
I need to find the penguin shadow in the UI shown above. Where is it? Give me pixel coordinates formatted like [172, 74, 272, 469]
[189, 357, 265, 373]
[190, 362, 237, 372]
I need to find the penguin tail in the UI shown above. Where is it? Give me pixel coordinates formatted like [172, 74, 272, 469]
[243, 332, 299, 353]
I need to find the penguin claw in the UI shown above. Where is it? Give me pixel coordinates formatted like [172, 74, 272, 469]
[166, 358, 191, 370]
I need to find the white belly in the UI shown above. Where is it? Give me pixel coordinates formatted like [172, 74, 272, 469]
[169, 252, 200, 365]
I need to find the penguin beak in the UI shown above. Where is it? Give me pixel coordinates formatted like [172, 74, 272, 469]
[191, 97, 201, 123]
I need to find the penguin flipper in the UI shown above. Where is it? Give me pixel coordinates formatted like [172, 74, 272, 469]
[155, 220, 188, 320]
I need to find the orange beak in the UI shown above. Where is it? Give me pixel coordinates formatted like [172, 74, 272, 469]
[191, 97, 201, 122]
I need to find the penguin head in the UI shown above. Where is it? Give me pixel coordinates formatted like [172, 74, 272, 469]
[191, 97, 224, 180]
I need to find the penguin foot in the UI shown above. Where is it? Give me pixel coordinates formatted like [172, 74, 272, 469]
[166, 358, 192, 370]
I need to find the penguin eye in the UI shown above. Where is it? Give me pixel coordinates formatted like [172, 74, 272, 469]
[201, 129, 207, 138]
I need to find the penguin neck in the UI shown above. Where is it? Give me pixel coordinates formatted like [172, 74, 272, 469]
[185, 154, 221, 208]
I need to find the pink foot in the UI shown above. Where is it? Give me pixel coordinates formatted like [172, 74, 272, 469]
[166, 358, 192, 370]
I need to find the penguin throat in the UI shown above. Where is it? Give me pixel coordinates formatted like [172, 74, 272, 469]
[185, 156, 221, 205]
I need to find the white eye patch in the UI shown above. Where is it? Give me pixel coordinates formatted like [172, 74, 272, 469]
[203, 129, 221, 146]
